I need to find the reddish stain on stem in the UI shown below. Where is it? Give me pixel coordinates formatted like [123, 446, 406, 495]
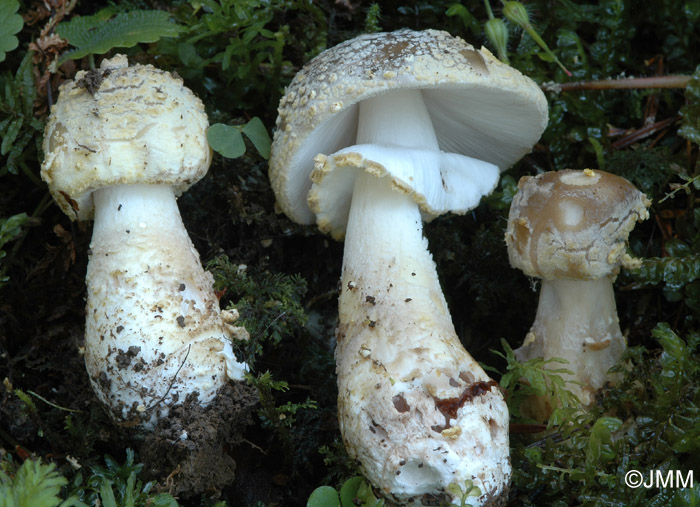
[432, 380, 499, 432]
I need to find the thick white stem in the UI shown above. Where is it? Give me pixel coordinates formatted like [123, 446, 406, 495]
[344, 89, 442, 317]
[85, 184, 246, 429]
[516, 278, 625, 408]
[356, 89, 439, 149]
[336, 90, 510, 505]
[338, 171, 457, 373]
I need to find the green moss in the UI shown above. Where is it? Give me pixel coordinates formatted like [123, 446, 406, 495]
[207, 254, 307, 366]
[506, 324, 700, 505]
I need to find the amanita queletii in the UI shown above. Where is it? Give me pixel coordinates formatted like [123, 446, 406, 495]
[40, 55, 248, 430]
[505, 169, 650, 420]
[269, 29, 548, 505]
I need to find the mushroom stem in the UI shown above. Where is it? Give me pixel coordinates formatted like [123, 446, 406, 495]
[516, 277, 625, 407]
[335, 89, 510, 503]
[339, 170, 450, 334]
[356, 89, 439, 149]
[337, 169, 510, 502]
[86, 183, 246, 428]
[341, 88, 447, 326]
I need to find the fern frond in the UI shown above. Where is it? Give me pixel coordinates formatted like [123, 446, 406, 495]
[56, 9, 184, 66]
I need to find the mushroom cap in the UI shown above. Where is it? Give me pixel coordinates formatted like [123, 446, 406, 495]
[269, 28, 549, 226]
[41, 54, 211, 220]
[505, 169, 651, 280]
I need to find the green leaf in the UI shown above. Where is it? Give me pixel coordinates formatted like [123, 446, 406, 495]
[0, 459, 67, 507]
[680, 64, 700, 144]
[242, 116, 271, 159]
[307, 485, 340, 507]
[630, 255, 700, 288]
[99, 478, 118, 507]
[672, 428, 700, 453]
[654, 322, 686, 364]
[446, 4, 481, 34]
[0, 0, 22, 63]
[147, 494, 179, 507]
[177, 42, 206, 69]
[56, 10, 183, 65]
[0, 212, 28, 285]
[588, 136, 605, 170]
[585, 416, 622, 467]
[670, 482, 700, 507]
[207, 123, 246, 159]
[523, 368, 547, 396]
[484, 175, 518, 210]
[16, 51, 36, 117]
[55, 7, 117, 49]
[339, 477, 364, 506]
[0, 117, 21, 156]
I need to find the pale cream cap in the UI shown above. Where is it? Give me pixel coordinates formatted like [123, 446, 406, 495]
[41, 54, 211, 220]
[269, 29, 549, 226]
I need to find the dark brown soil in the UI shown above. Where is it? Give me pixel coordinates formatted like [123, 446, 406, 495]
[139, 382, 259, 499]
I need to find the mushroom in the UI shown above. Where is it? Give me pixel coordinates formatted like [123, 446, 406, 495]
[505, 169, 650, 418]
[269, 30, 548, 505]
[41, 55, 248, 429]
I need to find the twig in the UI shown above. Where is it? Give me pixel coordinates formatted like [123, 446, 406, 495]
[27, 390, 81, 413]
[256, 311, 287, 340]
[659, 174, 700, 204]
[544, 75, 691, 94]
[610, 116, 679, 150]
[146, 344, 192, 411]
[241, 437, 267, 455]
[525, 429, 567, 448]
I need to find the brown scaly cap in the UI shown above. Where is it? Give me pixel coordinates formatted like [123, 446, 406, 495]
[505, 169, 651, 280]
[269, 29, 549, 225]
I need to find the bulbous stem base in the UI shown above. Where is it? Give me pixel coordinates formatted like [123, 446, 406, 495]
[85, 183, 246, 429]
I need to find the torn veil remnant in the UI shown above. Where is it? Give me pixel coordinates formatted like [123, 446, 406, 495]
[505, 169, 651, 420]
[269, 29, 548, 505]
[41, 55, 248, 430]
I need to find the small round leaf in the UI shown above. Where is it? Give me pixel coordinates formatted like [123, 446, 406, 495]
[207, 123, 246, 159]
[241, 116, 271, 159]
[0, 0, 23, 62]
[307, 485, 340, 507]
[339, 476, 364, 506]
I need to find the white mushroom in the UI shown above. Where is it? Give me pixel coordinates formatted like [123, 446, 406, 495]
[41, 55, 248, 429]
[505, 169, 650, 419]
[270, 30, 548, 505]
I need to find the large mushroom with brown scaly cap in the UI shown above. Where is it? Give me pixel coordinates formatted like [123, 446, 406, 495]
[505, 169, 650, 420]
[41, 55, 248, 430]
[270, 29, 548, 505]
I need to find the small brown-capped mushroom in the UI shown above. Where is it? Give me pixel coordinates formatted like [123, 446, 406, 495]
[41, 55, 248, 429]
[269, 29, 549, 505]
[505, 169, 650, 419]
